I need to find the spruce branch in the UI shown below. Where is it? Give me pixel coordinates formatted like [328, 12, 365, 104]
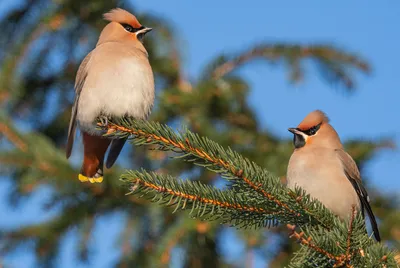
[288, 189, 334, 230]
[121, 170, 280, 228]
[0, 114, 27, 151]
[156, 218, 194, 265]
[287, 224, 338, 262]
[344, 206, 358, 266]
[287, 213, 396, 268]
[286, 206, 358, 267]
[98, 117, 300, 217]
[98, 117, 342, 229]
[208, 44, 370, 89]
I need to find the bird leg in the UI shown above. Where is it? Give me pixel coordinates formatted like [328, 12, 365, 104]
[98, 115, 109, 127]
[97, 115, 114, 136]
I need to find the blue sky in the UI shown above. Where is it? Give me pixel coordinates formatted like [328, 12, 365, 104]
[2, 1, 400, 267]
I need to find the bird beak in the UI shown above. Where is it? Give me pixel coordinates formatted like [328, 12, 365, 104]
[288, 128, 302, 135]
[137, 27, 152, 35]
[136, 27, 153, 43]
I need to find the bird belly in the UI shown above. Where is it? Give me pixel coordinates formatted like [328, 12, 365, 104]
[76, 58, 154, 134]
[287, 153, 360, 219]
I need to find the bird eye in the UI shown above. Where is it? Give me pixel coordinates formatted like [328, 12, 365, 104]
[309, 127, 317, 135]
[121, 23, 135, 33]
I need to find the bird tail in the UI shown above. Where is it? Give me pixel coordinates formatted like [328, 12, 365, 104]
[79, 132, 111, 183]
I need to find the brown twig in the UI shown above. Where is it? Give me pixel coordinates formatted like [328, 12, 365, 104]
[333, 205, 357, 267]
[287, 209, 362, 268]
[286, 224, 339, 261]
[346, 206, 357, 264]
[288, 193, 330, 230]
[160, 229, 186, 264]
[0, 123, 27, 151]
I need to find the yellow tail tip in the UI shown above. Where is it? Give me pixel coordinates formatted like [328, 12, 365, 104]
[78, 174, 89, 182]
[91, 176, 103, 183]
[78, 174, 103, 183]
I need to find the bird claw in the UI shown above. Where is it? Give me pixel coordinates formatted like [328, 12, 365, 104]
[99, 115, 109, 127]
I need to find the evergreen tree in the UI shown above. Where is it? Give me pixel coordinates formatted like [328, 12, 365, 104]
[0, 1, 399, 267]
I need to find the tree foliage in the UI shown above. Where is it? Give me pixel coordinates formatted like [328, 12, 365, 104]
[0, 1, 399, 267]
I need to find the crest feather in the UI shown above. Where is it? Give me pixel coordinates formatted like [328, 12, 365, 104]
[297, 110, 330, 130]
[103, 8, 141, 28]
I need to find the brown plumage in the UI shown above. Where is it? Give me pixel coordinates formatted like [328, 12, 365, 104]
[287, 110, 380, 241]
[66, 8, 154, 183]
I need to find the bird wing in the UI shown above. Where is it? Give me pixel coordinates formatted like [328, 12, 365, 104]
[66, 52, 92, 158]
[335, 148, 381, 241]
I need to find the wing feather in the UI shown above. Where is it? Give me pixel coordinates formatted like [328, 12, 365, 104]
[66, 53, 92, 158]
[335, 149, 381, 241]
[106, 138, 127, 168]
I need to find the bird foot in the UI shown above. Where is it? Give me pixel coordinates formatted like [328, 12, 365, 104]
[98, 115, 109, 127]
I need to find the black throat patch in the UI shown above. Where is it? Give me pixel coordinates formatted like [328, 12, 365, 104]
[293, 134, 306, 148]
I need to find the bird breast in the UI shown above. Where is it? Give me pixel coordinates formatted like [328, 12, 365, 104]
[76, 43, 155, 134]
[286, 147, 360, 219]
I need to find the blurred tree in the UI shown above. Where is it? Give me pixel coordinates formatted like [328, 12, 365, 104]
[0, 1, 398, 267]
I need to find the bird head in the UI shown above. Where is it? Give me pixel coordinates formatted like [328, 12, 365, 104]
[288, 110, 342, 149]
[97, 8, 152, 50]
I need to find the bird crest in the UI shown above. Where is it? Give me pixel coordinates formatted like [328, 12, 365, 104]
[297, 110, 329, 130]
[103, 8, 142, 28]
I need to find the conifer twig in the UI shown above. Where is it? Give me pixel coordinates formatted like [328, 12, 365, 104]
[288, 193, 331, 230]
[0, 123, 27, 151]
[345, 206, 357, 265]
[287, 206, 361, 268]
[129, 174, 279, 216]
[332, 205, 357, 267]
[210, 44, 370, 89]
[286, 224, 338, 262]
[160, 228, 186, 264]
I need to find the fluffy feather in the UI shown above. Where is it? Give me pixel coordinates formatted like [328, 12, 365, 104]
[76, 42, 154, 134]
[287, 147, 360, 218]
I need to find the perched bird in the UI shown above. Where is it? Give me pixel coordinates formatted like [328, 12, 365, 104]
[286, 110, 380, 241]
[66, 8, 154, 183]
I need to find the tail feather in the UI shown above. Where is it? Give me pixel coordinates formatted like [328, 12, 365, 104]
[79, 173, 103, 183]
[80, 132, 110, 183]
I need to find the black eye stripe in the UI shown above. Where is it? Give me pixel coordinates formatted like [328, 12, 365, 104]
[302, 123, 321, 136]
[120, 23, 144, 33]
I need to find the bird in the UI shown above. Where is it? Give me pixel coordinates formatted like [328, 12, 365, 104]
[66, 8, 154, 183]
[286, 110, 380, 241]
